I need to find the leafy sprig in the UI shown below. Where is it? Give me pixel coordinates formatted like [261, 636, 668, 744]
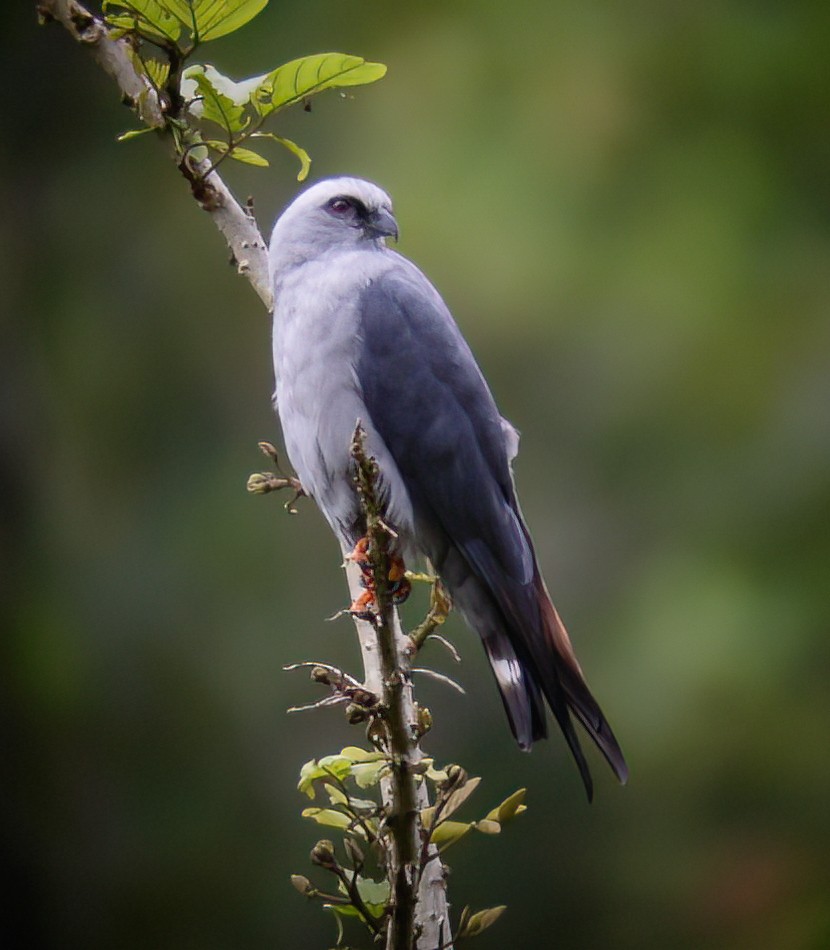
[294, 746, 525, 946]
[102, 0, 386, 178]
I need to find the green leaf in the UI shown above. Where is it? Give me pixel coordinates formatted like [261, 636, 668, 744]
[298, 754, 353, 798]
[325, 784, 349, 807]
[117, 127, 156, 141]
[424, 761, 449, 784]
[164, 0, 269, 42]
[339, 746, 386, 763]
[327, 903, 362, 919]
[457, 905, 507, 939]
[354, 877, 390, 907]
[103, 0, 182, 43]
[335, 876, 389, 920]
[144, 58, 170, 90]
[325, 904, 346, 945]
[226, 145, 270, 166]
[185, 65, 248, 133]
[472, 818, 501, 835]
[253, 133, 311, 180]
[441, 776, 481, 820]
[485, 788, 527, 825]
[301, 807, 353, 830]
[356, 879, 390, 919]
[430, 820, 473, 847]
[351, 759, 389, 788]
[252, 52, 387, 118]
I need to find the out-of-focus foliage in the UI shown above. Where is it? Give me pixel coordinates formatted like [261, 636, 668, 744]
[3, 1, 830, 948]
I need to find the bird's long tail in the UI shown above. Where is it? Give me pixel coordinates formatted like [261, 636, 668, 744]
[433, 537, 627, 800]
[530, 567, 629, 799]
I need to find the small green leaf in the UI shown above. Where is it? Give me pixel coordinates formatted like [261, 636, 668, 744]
[276, 136, 310, 180]
[117, 127, 155, 141]
[472, 818, 501, 835]
[325, 784, 349, 807]
[351, 759, 389, 788]
[325, 904, 346, 945]
[356, 877, 392, 919]
[458, 905, 507, 939]
[185, 65, 248, 133]
[424, 761, 449, 784]
[144, 58, 170, 90]
[354, 876, 391, 908]
[253, 52, 386, 118]
[485, 788, 527, 825]
[441, 776, 481, 820]
[187, 142, 210, 163]
[298, 755, 353, 797]
[253, 133, 311, 180]
[326, 903, 361, 919]
[164, 0, 269, 42]
[301, 807, 352, 830]
[227, 145, 270, 166]
[336, 876, 389, 920]
[429, 820, 473, 847]
[339, 746, 386, 764]
[103, 0, 182, 43]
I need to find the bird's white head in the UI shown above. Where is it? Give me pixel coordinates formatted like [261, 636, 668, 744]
[269, 177, 398, 274]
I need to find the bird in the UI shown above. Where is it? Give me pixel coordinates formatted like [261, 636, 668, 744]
[268, 176, 628, 800]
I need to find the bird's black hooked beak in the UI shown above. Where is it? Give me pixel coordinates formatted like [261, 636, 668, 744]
[364, 206, 399, 242]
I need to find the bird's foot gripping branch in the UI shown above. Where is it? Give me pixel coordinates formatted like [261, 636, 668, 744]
[252, 429, 527, 949]
[345, 536, 412, 617]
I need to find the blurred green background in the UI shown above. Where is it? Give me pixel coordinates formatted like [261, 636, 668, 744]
[3, 1, 830, 947]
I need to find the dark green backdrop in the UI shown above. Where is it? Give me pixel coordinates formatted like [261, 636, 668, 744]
[3, 1, 829, 947]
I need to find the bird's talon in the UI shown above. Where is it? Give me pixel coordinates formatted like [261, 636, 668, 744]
[389, 574, 412, 605]
[348, 588, 376, 617]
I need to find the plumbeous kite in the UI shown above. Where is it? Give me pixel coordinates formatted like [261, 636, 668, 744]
[269, 177, 628, 799]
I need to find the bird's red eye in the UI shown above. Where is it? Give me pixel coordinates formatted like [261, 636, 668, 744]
[328, 198, 352, 214]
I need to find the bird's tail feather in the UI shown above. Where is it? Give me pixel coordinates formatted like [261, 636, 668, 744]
[435, 535, 627, 798]
[480, 631, 547, 751]
[532, 569, 629, 788]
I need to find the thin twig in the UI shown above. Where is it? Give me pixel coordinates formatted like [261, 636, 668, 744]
[411, 669, 466, 695]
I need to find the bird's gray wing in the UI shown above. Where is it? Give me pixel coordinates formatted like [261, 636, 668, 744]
[356, 260, 531, 585]
[354, 260, 626, 796]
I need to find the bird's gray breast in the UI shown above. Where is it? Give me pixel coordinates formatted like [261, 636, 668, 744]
[271, 251, 413, 547]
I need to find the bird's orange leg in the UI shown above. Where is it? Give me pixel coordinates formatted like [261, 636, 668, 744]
[345, 535, 411, 614]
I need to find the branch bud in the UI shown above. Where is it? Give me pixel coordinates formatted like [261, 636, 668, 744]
[345, 703, 370, 724]
[415, 704, 433, 737]
[350, 687, 378, 708]
[309, 839, 339, 870]
[246, 473, 273, 494]
[290, 874, 314, 896]
[258, 441, 280, 461]
[444, 764, 468, 791]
